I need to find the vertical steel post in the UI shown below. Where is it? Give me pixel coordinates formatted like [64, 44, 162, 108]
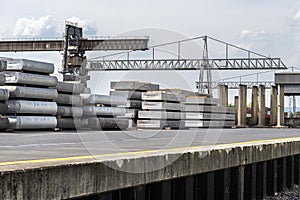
[178, 42, 181, 60]
[152, 47, 155, 61]
[63, 24, 70, 73]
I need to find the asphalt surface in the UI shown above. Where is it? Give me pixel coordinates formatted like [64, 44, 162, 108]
[0, 128, 299, 163]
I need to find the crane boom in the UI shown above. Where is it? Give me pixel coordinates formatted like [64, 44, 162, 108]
[0, 38, 148, 52]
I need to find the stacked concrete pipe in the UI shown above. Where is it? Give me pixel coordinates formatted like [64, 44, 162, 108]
[82, 94, 129, 130]
[0, 73, 9, 129]
[55, 81, 88, 130]
[0, 58, 58, 130]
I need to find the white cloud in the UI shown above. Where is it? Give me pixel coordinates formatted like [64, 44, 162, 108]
[13, 15, 59, 38]
[66, 16, 98, 36]
[240, 30, 266, 40]
[12, 15, 98, 38]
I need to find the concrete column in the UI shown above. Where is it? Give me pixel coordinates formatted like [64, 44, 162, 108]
[218, 84, 228, 107]
[270, 86, 278, 126]
[277, 84, 285, 127]
[251, 86, 258, 126]
[258, 85, 266, 126]
[235, 96, 239, 125]
[238, 85, 247, 127]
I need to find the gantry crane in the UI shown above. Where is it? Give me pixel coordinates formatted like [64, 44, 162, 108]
[0, 23, 286, 96]
[0, 22, 149, 77]
[87, 35, 286, 96]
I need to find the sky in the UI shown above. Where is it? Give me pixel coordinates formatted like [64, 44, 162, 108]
[1, 0, 300, 105]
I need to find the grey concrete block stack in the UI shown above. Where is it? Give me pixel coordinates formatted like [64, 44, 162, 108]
[110, 81, 159, 129]
[137, 90, 185, 129]
[0, 66, 9, 129]
[55, 81, 87, 130]
[184, 96, 236, 128]
[82, 94, 129, 130]
[0, 58, 58, 130]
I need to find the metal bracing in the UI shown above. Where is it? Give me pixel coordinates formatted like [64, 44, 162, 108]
[87, 58, 286, 71]
[87, 35, 286, 71]
[196, 81, 274, 89]
[198, 36, 212, 96]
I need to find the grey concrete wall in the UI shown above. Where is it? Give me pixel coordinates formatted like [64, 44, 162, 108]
[0, 138, 300, 200]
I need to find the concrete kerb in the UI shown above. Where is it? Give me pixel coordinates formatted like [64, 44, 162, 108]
[0, 137, 300, 199]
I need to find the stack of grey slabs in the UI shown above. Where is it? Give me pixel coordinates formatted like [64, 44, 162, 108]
[54, 81, 86, 130]
[184, 96, 235, 128]
[110, 81, 160, 129]
[82, 94, 129, 130]
[0, 58, 58, 130]
[63, 74, 91, 94]
[63, 74, 91, 84]
[137, 91, 185, 129]
[109, 90, 141, 129]
[159, 88, 197, 97]
[111, 81, 159, 91]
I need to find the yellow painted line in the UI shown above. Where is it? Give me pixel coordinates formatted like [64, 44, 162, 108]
[1, 136, 300, 166]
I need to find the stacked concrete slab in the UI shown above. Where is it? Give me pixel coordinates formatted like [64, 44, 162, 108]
[54, 81, 87, 130]
[184, 96, 235, 128]
[110, 81, 159, 129]
[137, 91, 185, 129]
[0, 58, 58, 130]
[82, 94, 129, 130]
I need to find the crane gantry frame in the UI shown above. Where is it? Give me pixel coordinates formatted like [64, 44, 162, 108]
[87, 35, 286, 96]
[0, 23, 287, 96]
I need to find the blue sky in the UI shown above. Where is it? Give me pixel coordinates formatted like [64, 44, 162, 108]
[1, 0, 300, 104]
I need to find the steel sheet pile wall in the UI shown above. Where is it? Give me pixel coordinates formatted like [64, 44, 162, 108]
[110, 81, 159, 129]
[82, 94, 129, 130]
[137, 90, 185, 129]
[55, 81, 88, 129]
[0, 58, 58, 130]
[184, 96, 235, 128]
